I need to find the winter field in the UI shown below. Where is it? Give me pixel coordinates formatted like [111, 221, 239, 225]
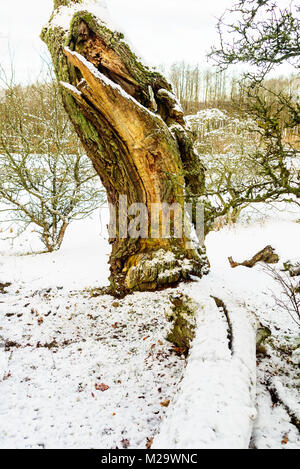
[0, 202, 299, 449]
[0, 0, 299, 453]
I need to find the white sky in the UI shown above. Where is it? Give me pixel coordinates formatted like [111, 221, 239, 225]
[0, 0, 294, 83]
[0, 0, 234, 82]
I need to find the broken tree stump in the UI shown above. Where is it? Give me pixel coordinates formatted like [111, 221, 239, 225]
[41, 0, 208, 295]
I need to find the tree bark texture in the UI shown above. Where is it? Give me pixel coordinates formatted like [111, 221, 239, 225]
[42, 1, 208, 294]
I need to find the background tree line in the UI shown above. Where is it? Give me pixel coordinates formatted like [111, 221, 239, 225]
[163, 60, 299, 230]
[166, 61, 299, 144]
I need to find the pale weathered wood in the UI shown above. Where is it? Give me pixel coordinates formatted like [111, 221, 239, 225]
[42, 1, 207, 294]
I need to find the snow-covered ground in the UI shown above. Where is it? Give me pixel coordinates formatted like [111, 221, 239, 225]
[0, 205, 299, 449]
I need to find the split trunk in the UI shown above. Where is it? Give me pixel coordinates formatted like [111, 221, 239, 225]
[42, 0, 208, 294]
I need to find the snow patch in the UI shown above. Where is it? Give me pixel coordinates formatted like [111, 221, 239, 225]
[60, 81, 82, 96]
[51, 0, 111, 31]
[64, 47, 163, 122]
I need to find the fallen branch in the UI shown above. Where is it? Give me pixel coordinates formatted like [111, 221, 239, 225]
[228, 245, 279, 269]
[266, 379, 300, 432]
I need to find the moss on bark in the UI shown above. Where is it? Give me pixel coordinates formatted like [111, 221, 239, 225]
[54, 0, 82, 8]
[165, 293, 199, 352]
[42, 1, 208, 295]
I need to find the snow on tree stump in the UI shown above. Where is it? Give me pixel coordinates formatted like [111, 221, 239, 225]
[42, 0, 208, 295]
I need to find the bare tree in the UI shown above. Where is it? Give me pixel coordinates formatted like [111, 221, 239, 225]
[0, 71, 105, 251]
[204, 0, 300, 227]
[168, 63, 237, 113]
[265, 265, 300, 328]
[210, 0, 300, 76]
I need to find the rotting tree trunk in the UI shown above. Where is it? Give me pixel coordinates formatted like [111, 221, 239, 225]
[42, 0, 208, 294]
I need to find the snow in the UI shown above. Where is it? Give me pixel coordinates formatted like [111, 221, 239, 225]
[60, 81, 82, 96]
[47, 0, 155, 72]
[63, 48, 163, 123]
[0, 204, 299, 448]
[187, 108, 228, 122]
[155, 206, 300, 449]
[0, 209, 111, 290]
[0, 211, 186, 449]
[0, 289, 186, 449]
[157, 89, 184, 115]
[51, 0, 111, 32]
[154, 294, 257, 449]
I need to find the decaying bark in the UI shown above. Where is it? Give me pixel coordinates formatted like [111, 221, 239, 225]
[228, 245, 279, 269]
[42, 0, 208, 294]
[165, 293, 198, 354]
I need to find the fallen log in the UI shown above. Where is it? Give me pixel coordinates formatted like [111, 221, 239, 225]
[154, 287, 258, 449]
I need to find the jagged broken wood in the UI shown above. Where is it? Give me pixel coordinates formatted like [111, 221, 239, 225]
[41, 0, 208, 294]
[228, 245, 279, 269]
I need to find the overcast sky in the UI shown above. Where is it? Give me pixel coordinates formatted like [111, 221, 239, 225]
[0, 0, 235, 82]
[0, 0, 294, 83]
